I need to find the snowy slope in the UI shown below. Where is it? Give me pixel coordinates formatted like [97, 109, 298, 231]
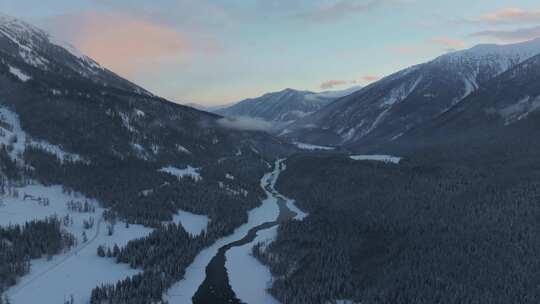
[0, 13, 151, 94]
[0, 182, 215, 304]
[159, 166, 202, 181]
[171, 210, 209, 237]
[395, 52, 540, 148]
[0, 14, 293, 164]
[0, 184, 153, 304]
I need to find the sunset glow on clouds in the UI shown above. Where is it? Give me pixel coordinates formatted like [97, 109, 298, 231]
[475, 8, 540, 25]
[47, 12, 194, 77]
[2, 0, 540, 105]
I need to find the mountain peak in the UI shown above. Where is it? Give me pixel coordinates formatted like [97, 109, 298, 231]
[0, 13, 48, 40]
[286, 38, 540, 149]
[0, 15, 159, 96]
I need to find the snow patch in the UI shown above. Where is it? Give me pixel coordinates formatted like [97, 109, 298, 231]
[8, 65, 31, 82]
[498, 95, 540, 125]
[159, 166, 202, 181]
[350, 155, 402, 164]
[364, 107, 391, 136]
[175, 144, 191, 154]
[380, 76, 422, 107]
[119, 112, 136, 133]
[134, 109, 145, 117]
[293, 142, 335, 151]
[171, 210, 209, 237]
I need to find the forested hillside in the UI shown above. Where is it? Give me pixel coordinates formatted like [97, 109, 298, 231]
[257, 131, 540, 303]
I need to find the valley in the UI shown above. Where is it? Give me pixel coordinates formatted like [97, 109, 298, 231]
[168, 159, 305, 304]
[2, 6, 540, 304]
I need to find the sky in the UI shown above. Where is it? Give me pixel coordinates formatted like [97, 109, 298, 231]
[1, 0, 540, 106]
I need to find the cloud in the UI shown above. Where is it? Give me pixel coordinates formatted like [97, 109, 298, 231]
[320, 80, 356, 90]
[362, 75, 380, 82]
[45, 11, 220, 77]
[320, 75, 379, 89]
[217, 116, 273, 131]
[298, 0, 386, 23]
[92, 0, 235, 29]
[470, 26, 540, 42]
[472, 8, 540, 25]
[429, 37, 466, 50]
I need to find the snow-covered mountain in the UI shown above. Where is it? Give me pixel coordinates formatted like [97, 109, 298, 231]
[214, 86, 361, 130]
[392, 51, 540, 151]
[0, 13, 151, 95]
[0, 14, 292, 163]
[285, 38, 540, 149]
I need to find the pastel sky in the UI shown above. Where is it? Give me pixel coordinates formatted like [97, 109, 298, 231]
[2, 0, 540, 105]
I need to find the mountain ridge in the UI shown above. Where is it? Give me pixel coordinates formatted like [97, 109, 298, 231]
[284, 38, 540, 150]
[214, 86, 361, 131]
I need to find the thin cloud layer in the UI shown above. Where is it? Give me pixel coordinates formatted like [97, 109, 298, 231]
[362, 75, 380, 82]
[217, 116, 273, 131]
[320, 79, 357, 90]
[302, 0, 384, 23]
[472, 8, 540, 25]
[320, 75, 379, 90]
[470, 26, 540, 42]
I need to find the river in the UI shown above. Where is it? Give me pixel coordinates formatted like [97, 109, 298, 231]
[166, 159, 306, 304]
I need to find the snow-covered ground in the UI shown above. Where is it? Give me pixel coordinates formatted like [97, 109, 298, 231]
[1, 184, 153, 304]
[172, 210, 209, 237]
[293, 141, 335, 151]
[159, 165, 202, 181]
[349, 154, 402, 164]
[226, 226, 279, 304]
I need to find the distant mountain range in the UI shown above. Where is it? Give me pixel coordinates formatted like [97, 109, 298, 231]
[213, 86, 361, 131]
[282, 38, 540, 150]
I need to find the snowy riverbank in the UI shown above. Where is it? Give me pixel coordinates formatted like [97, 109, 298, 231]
[166, 159, 306, 303]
